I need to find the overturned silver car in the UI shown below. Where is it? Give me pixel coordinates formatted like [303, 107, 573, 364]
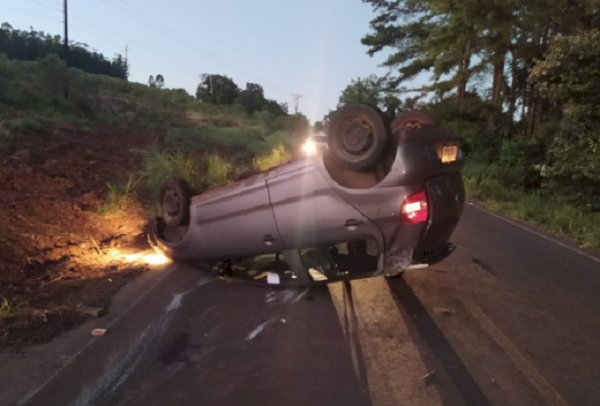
[149, 104, 465, 285]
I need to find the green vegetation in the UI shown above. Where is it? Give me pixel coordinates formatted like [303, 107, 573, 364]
[196, 74, 287, 116]
[0, 298, 13, 319]
[140, 151, 200, 198]
[464, 162, 600, 248]
[0, 22, 127, 78]
[203, 153, 232, 187]
[98, 177, 138, 216]
[357, 1, 599, 248]
[253, 144, 292, 172]
[0, 24, 311, 216]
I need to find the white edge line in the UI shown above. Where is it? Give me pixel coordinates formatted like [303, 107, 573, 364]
[18, 267, 177, 405]
[469, 202, 600, 266]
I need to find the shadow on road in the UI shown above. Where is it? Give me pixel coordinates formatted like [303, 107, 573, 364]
[341, 281, 372, 396]
[386, 277, 490, 406]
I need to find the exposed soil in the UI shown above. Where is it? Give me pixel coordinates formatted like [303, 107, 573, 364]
[0, 125, 159, 349]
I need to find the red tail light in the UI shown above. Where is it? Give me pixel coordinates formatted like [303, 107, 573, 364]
[401, 190, 429, 224]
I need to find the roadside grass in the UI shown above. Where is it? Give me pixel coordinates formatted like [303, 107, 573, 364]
[0, 298, 13, 320]
[253, 144, 291, 172]
[203, 153, 232, 187]
[165, 126, 267, 155]
[138, 150, 201, 213]
[464, 162, 600, 249]
[98, 176, 138, 216]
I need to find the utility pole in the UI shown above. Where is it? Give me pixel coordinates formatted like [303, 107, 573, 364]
[122, 45, 129, 79]
[63, 0, 69, 60]
[292, 94, 303, 114]
[63, 0, 69, 98]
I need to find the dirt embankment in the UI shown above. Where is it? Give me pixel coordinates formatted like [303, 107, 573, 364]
[0, 126, 159, 348]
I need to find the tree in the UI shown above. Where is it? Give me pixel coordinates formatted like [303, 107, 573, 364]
[263, 99, 287, 116]
[361, 1, 485, 107]
[338, 75, 382, 107]
[238, 82, 265, 114]
[530, 29, 600, 209]
[155, 74, 165, 89]
[0, 22, 127, 79]
[196, 74, 239, 104]
[338, 75, 402, 116]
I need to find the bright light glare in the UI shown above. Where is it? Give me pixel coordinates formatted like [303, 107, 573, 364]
[142, 252, 171, 266]
[108, 248, 171, 266]
[302, 139, 318, 156]
[402, 201, 423, 214]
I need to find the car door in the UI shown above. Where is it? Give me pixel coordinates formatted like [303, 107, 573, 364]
[267, 165, 380, 249]
[191, 175, 283, 259]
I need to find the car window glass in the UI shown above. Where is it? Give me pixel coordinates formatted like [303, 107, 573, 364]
[300, 239, 378, 282]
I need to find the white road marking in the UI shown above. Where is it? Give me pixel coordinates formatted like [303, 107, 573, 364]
[165, 278, 213, 312]
[469, 202, 600, 265]
[245, 319, 275, 341]
[19, 267, 209, 405]
[166, 293, 185, 312]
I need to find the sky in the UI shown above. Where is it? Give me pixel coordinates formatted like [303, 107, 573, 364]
[2, 0, 398, 122]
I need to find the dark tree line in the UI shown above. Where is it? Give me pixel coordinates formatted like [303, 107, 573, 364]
[0, 22, 127, 79]
[360, 0, 600, 209]
[196, 74, 288, 116]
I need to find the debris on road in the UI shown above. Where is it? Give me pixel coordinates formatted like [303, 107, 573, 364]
[422, 369, 437, 386]
[78, 306, 107, 318]
[267, 272, 280, 285]
[90, 328, 108, 337]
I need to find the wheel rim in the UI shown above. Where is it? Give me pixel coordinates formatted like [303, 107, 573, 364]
[163, 187, 181, 218]
[340, 116, 374, 155]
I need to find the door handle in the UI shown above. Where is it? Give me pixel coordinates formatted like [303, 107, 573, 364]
[344, 219, 363, 230]
[263, 234, 276, 246]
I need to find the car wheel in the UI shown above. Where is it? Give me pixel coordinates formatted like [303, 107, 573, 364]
[391, 111, 435, 134]
[159, 178, 192, 226]
[327, 104, 389, 171]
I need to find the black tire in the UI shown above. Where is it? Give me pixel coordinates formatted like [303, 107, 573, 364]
[327, 104, 389, 171]
[391, 111, 435, 134]
[159, 178, 192, 227]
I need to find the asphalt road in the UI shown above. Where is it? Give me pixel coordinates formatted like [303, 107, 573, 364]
[1, 204, 599, 406]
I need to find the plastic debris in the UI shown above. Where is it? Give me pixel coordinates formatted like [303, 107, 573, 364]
[78, 306, 106, 318]
[422, 369, 437, 385]
[91, 328, 107, 337]
[266, 272, 280, 285]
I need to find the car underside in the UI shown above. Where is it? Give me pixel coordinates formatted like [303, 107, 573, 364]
[149, 104, 465, 285]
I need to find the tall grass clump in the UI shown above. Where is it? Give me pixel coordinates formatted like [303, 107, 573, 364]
[0, 297, 13, 319]
[253, 144, 291, 172]
[203, 153, 232, 187]
[98, 176, 137, 215]
[140, 151, 200, 198]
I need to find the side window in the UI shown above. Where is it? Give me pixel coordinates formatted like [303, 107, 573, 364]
[214, 252, 300, 285]
[300, 238, 379, 282]
[213, 238, 379, 285]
